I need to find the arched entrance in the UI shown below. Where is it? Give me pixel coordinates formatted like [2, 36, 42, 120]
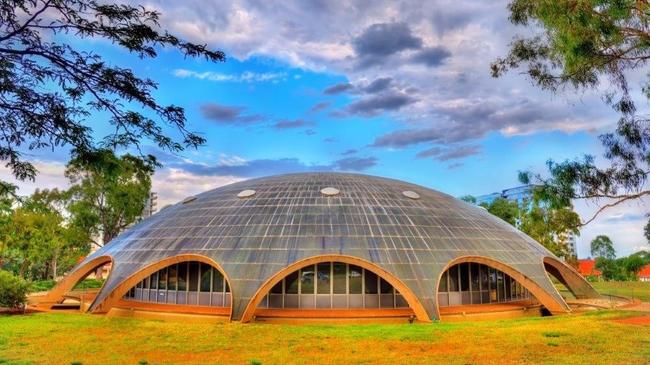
[37, 255, 113, 310]
[91, 254, 233, 319]
[543, 256, 600, 299]
[434, 256, 570, 318]
[241, 255, 430, 323]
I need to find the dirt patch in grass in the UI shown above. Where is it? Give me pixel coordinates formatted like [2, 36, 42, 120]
[614, 315, 650, 326]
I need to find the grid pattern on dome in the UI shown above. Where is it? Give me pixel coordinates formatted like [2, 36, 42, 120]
[79, 173, 565, 320]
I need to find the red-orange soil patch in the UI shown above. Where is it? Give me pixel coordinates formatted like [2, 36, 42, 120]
[614, 315, 650, 326]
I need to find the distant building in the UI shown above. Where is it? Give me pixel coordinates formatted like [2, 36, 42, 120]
[476, 185, 536, 206]
[577, 259, 602, 280]
[141, 191, 158, 219]
[638, 264, 650, 282]
[475, 185, 577, 259]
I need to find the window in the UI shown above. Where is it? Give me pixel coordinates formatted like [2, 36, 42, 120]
[317, 263, 330, 294]
[150, 272, 158, 290]
[460, 263, 470, 292]
[123, 261, 229, 307]
[333, 263, 346, 294]
[364, 270, 378, 294]
[256, 261, 405, 310]
[380, 278, 392, 294]
[348, 265, 362, 294]
[212, 268, 223, 292]
[200, 263, 211, 292]
[449, 265, 459, 291]
[168, 264, 178, 291]
[285, 271, 299, 294]
[188, 262, 199, 291]
[480, 264, 489, 290]
[300, 265, 315, 294]
[158, 267, 168, 290]
[470, 263, 480, 291]
[271, 280, 283, 294]
[177, 262, 187, 291]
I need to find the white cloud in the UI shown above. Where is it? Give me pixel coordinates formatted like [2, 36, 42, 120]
[574, 198, 649, 258]
[172, 69, 287, 83]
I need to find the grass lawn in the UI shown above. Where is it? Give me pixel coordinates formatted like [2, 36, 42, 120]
[554, 281, 650, 302]
[1, 311, 649, 365]
[591, 281, 650, 302]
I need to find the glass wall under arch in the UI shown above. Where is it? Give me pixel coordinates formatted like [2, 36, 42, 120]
[438, 262, 532, 307]
[123, 261, 230, 307]
[257, 262, 409, 309]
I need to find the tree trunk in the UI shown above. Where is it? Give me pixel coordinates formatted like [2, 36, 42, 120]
[52, 251, 58, 279]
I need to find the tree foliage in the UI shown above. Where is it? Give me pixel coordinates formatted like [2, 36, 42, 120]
[65, 149, 154, 247]
[590, 234, 616, 260]
[0, 188, 89, 280]
[494, 0, 650, 227]
[0, 270, 30, 309]
[479, 194, 580, 259]
[0, 0, 225, 192]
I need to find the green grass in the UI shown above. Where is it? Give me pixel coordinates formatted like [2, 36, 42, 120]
[0, 311, 648, 364]
[554, 281, 650, 302]
[590, 281, 650, 302]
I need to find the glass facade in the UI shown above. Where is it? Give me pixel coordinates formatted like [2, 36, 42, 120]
[257, 262, 409, 309]
[124, 261, 231, 307]
[437, 263, 531, 307]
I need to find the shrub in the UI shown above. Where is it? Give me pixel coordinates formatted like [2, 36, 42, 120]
[0, 270, 31, 310]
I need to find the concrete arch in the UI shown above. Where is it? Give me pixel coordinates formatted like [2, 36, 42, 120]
[543, 256, 600, 299]
[91, 254, 234, 320]
[240, 254, 431, 323]
[434, 256, 571, 319]
[37, 255, 113, 310]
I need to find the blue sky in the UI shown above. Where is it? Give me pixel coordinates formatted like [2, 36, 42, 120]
[2, 0, 648, 257]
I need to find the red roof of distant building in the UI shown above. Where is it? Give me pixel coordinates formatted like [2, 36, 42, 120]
[577, 259, 602, 277]
[638, 264, 650, 278]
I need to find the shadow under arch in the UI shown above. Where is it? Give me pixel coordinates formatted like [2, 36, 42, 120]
[37, 255, 113, 310]
[240, 254, 431, 323]
[543, 256, 600, 299]
[91, 254, 234, 320]
[434, 255, 571, 319]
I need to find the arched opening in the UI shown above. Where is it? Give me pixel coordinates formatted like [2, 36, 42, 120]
[434, 256, 569, 318]
[120, 260, 231, 314]
[543, 257, 600, 300]
[241, 255, 430, 323]
[91, 254, 233, 319]
[36, 255, 113, 311]
[437, 262, 536, 311]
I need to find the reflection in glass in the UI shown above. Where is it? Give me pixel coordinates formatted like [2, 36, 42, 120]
[333, 263, 346, 294]
[317, 263, 330, 294]
[348, 265, 362, 294]
[300, 265, 315, 294]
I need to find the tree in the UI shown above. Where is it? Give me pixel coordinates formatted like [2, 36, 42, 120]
[623, 254, 647, 279]
[65, 149, 154, 248]
[0, 188, 88, 279]
[481, 198, 520, 226]
[0, 270, 30, 310]
[479, 194, 580, 259]
[518, 199, 581, 259]
[493, 1, 650, 228]
[645, 219, 650, 244]
[459, 195, 477, 204]
[591, 235, 616, 260]
[0, 0, 225, 193]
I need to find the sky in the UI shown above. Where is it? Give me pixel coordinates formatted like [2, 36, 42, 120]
[2, 0, 648, 258]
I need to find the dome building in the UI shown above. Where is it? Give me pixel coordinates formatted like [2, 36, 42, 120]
[41, 173, 598, 322]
